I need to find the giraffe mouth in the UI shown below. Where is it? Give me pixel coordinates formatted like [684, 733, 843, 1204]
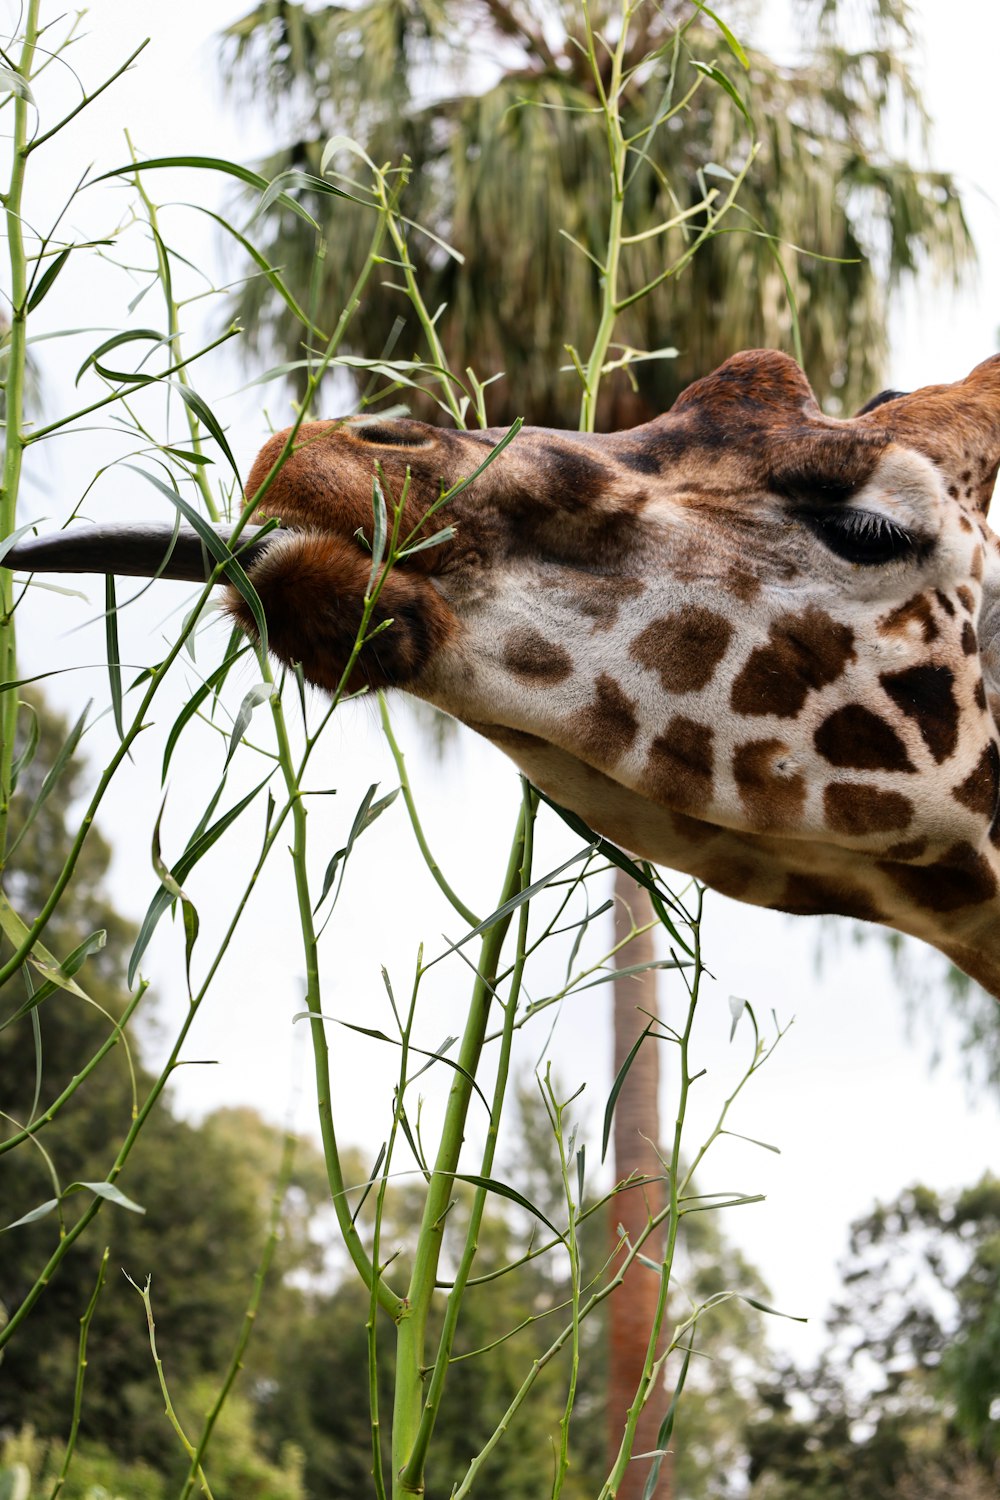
[2, 521, 275, 582]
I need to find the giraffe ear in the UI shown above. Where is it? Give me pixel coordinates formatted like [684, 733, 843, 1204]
[857, 355, 1000, 513]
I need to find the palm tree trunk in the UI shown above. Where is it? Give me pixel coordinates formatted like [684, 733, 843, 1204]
[609, 871, 670, 1498]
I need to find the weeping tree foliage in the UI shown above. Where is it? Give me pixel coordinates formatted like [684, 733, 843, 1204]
[220, 0, 971, 429]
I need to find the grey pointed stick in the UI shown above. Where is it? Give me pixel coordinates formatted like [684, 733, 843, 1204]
[3, 522, 275, 582]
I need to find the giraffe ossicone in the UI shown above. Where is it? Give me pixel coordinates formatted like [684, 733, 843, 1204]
[12, 349, 1000, 996]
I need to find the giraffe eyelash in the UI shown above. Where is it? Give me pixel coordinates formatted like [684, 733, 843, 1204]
[803, 507, 920, 566]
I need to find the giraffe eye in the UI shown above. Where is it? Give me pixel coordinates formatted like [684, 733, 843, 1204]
[805, 508, 917, 566]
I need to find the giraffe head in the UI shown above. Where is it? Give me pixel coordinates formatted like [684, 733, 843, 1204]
[11, 350, 1000, 993]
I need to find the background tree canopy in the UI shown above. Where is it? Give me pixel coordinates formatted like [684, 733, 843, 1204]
[221, 0, 971, 428]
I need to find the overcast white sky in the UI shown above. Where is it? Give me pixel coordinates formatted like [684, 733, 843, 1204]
[6, 0, 1000, 1368]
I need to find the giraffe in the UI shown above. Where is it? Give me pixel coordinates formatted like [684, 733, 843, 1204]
[10, 348, 1000, 996]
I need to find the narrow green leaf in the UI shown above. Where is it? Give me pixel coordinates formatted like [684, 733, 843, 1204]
[161, 642, 251, 782]
[396, 525, 455, 560]
[0, 519, 46, 567]
[0, 65, 34, 104]
[8, 701, 90, 859]
[571, 957, 690, 995]
[183, 900, 199, 989]
[10, 700, 39, 792]
[641, 1348, 692, 1500]
[431, 842, 598, 969]
[246, 167, 354, 230]
[11, 928, 108, 1016]
[440, 419, 523, 504]
[190, 205, 323, 336]
[602, 1024, 653, 1164]
[719, 1128, 781, 1155]
[692, 1, 749, 68]
[350, 1142, 388, 1225]
[104, 574, 124, 741]
[314, 784, 400, 914]
[75, 328, 168, 386]
[124, 466, 269, 660]
[4, 1198, 59, 1231]
[576, 1145, 585, 1206]
[128, 773, 272, 986]
[68, 1181, 145, 1215]
[691, 60, 753, 127]
[320, 133, 378, 177]
[368, 475, 388, 594]
[740, 1294, 807, 1322]
[226, 681, 276, 767]
[532, 789, 695, 957]
[26, 247, 71, 313]
[162, 446, 213, 466]
[451, 1173, 561, 1238]
[92, 155, 317, 227]
[174, 382, 241, 482]
[408, 1033, 458, 1085]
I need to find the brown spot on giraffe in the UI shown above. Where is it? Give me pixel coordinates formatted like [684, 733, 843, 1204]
[956, 585, 976, 613]
[971, 546, 985, 580]
[934, 589, 956, 619]
[501, 627, 573, 684]
[562, 576, 644, 632]
[645, 717, 714, 811]
[722, 564, 761, 601]
[879, 842, 997, 912]
[879, 665, 960, 763]
[958, 512, 973, 531]
[961, 621, 977, 655]
[670, 810, 718, 847]
[975, 678, 989, 712]
[776, 874, 885, 923]
[576, 673, 639, 768]
[823, 783, 914, 836]
[630, 608, 733, 693]
[878, 593, 939, 644]
[885, 838, 928, 861]
[730, 607, 855, 717]
[952, 741, 1000, 821]
[814, 704, 915, 772]
[732, 739, 806, 831]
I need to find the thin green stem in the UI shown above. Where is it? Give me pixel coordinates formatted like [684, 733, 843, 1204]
[128, 1274, 215, 1498]
[378, 693, 481, 928]
[0, 0, 41, 861]
[393, 804, 529, 1496]
[269, 682, 401, 1318]
[368, 957, 424, 1500]
[401, 782, 536, 1491]
[550, 1069, 583, 1500]
[48, 1247, 109, 1498]
[127, 134, 221, 521]
[578, 0, 630, 437]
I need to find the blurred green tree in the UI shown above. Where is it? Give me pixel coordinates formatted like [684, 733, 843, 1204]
[744, 1179, 1000, 1498]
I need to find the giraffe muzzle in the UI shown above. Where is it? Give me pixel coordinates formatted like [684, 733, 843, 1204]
[3, 522, 274, 583]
